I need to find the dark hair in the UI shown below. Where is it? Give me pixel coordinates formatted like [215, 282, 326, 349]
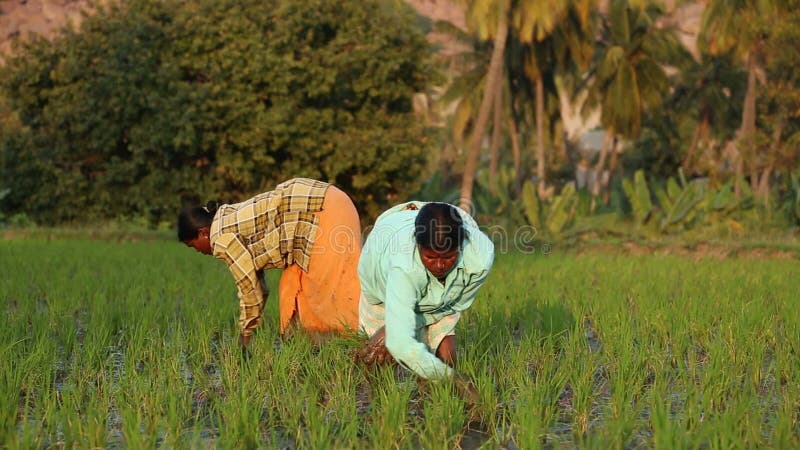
[177, 201, 219, 241]
[414, 202, 466, 252]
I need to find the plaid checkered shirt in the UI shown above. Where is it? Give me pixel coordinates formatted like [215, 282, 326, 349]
[209, 178, 330, 336]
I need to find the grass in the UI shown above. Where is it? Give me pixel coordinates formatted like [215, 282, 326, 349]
[1, 238, 798, 448]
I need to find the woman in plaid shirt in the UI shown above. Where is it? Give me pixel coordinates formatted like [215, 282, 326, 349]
[178, 178, 361, 349]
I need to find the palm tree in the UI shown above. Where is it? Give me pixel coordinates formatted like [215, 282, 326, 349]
[434, 17, 527, 201]
[517, 0, 596, 199]
[457, 0, 509, 213]
[672, 52, 744, 179]
[455, 0, 598, 209]
[582, 0, 687, 204]
[752, 7, 800, 203]
[435, 18, 509, 196]
[435, 20, 492, 186]
[699, 0, 776, 197]
[514, 0, 571, 200]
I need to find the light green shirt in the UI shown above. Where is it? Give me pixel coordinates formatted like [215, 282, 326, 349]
[358, 202, 495, 379]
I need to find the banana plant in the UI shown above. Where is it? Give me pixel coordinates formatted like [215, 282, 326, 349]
[621, 170, 652, 225]
[521, 180, 578, 238]
[622, 169, 754, 236]
[658, 181, 705, 233]
[473, 166, 528, 229]
[521, 179, 543, 232]
[546, 183, 579, 237]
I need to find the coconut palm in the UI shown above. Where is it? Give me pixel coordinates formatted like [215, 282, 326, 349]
[435, 18, 512, 195]
[582, 0, 687, 204]
[699, 0, 776, 197]
[516, 0, 596, 199]
[456, 0, 509, 213]
[672, 51, 744, 178]
[752, 8, 800, 203]
[455, 0, 598, 210]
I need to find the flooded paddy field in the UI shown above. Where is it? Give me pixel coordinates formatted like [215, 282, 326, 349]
[1, 239, 798, 448]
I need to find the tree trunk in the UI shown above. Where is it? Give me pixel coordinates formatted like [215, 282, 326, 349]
[750, 162, 760, 195]
[488, 79, 504, 195]
[592, 131, 614, 197]
[602, 137, 619, 205]
[535, 72, 549, 200]
[508, 115, 522, 196]
[735, 49, 758, 198]
[556, 123, 569, 165]
[757, 166, 772, 207]
[459, 10, 508, 213]
[708, 139, 726, 188]
[439, 141, 457, 186]
[682, 113, 708, 173]
[756, 121, 784, 205]
[591, 131, 614, 211]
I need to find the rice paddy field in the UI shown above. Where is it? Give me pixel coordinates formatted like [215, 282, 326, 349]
[1, 238, 799, 449]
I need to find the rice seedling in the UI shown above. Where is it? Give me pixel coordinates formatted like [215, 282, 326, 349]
[417, 379, 467, 450]
[359, 366, 410, 448]
[1, 239, 798, 448]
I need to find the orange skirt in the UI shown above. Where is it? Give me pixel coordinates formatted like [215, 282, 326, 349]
[277, 185, 361, 334]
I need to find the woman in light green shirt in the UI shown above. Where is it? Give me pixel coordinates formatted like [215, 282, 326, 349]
[355, 201, 495, 380]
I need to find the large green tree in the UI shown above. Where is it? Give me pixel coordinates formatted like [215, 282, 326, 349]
[0, 0, 436, 224]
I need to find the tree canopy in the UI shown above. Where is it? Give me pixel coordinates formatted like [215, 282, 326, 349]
[0, 0, 438, 224]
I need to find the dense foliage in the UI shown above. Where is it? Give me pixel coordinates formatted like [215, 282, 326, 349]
[2, 0, 799, 237]
[0, 0, 436, 224]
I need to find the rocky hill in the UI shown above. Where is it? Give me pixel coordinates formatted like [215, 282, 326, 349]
[1, 0, 470, 62]
[0, 0, 86, 60]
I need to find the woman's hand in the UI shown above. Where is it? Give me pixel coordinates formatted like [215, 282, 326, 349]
[454, 374, 479, 407]
[353, 327, 395, 366]
[239, 333, 251, 347]
[239, 333, 252, 360]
